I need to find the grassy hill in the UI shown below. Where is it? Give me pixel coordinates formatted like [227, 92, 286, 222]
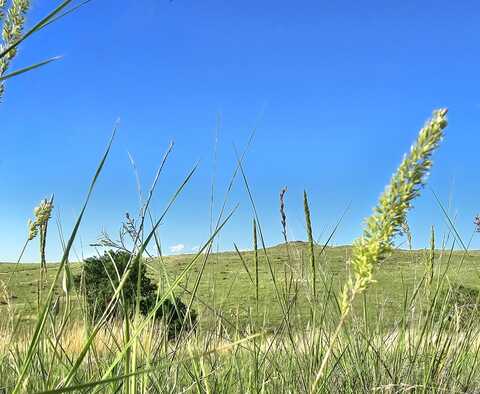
[2, 242, 479, 329]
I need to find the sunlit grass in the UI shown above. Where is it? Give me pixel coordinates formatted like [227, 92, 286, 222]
[1, 3, 479, 391]
[1, 108, 480, 393]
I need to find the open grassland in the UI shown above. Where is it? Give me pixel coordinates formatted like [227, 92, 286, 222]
[1, 0, 478, 391]
[2, 243, 479, 329]
[3, 110, 480, 392]
[161, 243, 480, 329]
[2, 243, 480, 393]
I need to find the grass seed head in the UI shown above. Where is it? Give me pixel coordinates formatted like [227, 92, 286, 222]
[348, 109, 448, 303]
[27, 218, 37, 241]
[279, 186, 287, 240]
[474, 214, 480, 232]
[0, 0, 31, 97]
[34, 198, 53, 226]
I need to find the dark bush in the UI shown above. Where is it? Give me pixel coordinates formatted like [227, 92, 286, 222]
[77, 250, 196, 338]
[427, 284, 480, 329]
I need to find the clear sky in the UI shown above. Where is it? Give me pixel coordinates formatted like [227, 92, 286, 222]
[1, 0, 480, 262]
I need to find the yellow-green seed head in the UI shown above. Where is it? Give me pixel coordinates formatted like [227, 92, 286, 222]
[27, 218, 38, 241]
[349, 109, 448, 292]
[0, 0, 31, 99]
[34, 199, 53, 226]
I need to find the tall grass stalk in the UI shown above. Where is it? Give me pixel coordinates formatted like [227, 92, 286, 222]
[0, 0, 92, 99]
[12, 128, 116, 394]
[427, 225, 435, 291]
[304, 190, 316, 298]
[253, 218, 259, 314]
[312, 108, 449, 391]
[0, 0, 31, 98]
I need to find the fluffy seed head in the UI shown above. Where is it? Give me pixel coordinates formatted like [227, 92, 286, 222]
[342, 109, 448, 311]
[27, 218, 37, 241]
[34, 199, 53, 226]
[0, 0, 31, 98]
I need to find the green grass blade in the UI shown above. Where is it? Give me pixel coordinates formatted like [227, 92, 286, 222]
[11, 127, 116, 393]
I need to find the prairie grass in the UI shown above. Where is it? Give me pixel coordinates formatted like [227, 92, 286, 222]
[1, 5, 480, 391]
[2, 276, 480, 393]
[2, 108, 480, 393]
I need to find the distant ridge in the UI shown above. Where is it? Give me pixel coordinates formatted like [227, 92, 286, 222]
[270, 240, 351, 250]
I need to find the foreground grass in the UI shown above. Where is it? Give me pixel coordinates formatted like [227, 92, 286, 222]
[2, 243, 480, 393]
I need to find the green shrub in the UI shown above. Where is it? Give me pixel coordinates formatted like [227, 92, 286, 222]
[78, 250, 196, 338]
[428, 285, 480, 328]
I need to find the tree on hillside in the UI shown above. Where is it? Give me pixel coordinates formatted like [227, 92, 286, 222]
[78, 250, 196, 338]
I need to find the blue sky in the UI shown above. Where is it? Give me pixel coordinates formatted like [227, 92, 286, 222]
[1, 0, 479, 262]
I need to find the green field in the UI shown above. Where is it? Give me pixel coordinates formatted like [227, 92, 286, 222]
[3, 242, 479, 329]
[3, 241, 480, 392]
